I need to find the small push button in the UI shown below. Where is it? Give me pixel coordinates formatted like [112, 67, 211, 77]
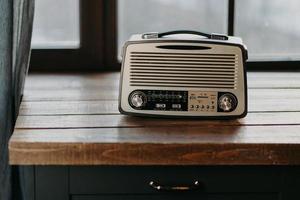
[156, 103, 166, 109]
[172, 104, 181, 109]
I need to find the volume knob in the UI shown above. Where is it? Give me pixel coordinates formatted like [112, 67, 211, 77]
[129, 91, 147, 109]
[218, 93, 237, 112]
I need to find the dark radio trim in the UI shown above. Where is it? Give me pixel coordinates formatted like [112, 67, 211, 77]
[156, 45, 212, 51]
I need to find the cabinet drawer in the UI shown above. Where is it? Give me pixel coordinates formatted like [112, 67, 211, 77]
[72, 193, 279, 200]
[70, 166, 282, 195]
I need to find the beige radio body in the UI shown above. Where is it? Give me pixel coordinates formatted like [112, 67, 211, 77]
[119, 33, 248, 118]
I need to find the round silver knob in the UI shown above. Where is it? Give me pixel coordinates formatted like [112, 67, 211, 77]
[129, 91, 147, 109]
[218, 93, 237, 112]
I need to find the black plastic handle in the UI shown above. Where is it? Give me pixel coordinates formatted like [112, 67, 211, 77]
[158, 30, 228, 40]
[149, 181, 201, 191]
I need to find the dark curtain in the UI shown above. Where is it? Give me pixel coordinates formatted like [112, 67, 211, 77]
[0, 0, 34, 200]
[0, 1, 14, 199]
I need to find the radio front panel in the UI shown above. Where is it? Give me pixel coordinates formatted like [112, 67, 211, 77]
[119, 37, 247, 118]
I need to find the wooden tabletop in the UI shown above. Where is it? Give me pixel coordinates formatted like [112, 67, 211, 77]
[9, 72, 300, 165]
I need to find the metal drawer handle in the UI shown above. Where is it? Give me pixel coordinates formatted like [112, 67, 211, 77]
[149, 181, 200, 191]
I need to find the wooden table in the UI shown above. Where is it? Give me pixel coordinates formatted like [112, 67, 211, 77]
[9, 72, 300, 200]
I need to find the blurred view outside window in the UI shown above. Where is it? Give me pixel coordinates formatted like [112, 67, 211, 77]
[31, 0, 80, 49]
[118, 0, 228, 58]
[235, 0, 300, 61]
[32, 0, 300, 61]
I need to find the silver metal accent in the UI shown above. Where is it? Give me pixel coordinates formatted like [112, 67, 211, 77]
[149, 181, 200, 191]
[142, 32, 159, 39]
[129, 91, 147, 108]
[218, 93, 237, 112]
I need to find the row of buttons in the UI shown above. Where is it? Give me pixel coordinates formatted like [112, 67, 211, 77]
[190, 105, 215, 109]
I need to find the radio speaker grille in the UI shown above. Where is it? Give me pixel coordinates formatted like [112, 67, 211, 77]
[129, 52, 237, 89]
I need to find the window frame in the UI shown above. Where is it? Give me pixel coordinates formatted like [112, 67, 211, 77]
[30, 0, 300, 71]
[30, 0, 117, 71]
[228, 0, 300, 71]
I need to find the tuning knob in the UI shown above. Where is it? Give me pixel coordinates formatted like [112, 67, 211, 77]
[129, 91, 147, 109]
[218, 93, 237, 112]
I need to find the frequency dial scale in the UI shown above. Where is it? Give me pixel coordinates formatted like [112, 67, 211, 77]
[129, 90, 238, 113]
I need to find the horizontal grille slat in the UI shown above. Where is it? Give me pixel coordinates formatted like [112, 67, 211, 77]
[131, 52, 236, 56]
[131, 70, 235, 75]
[131, 55, 236, 59]
[131, 68, 235, 72]
[130, 74, 235, 79]
[130, 83, 234, 89]
[131, 77, 235, 82]
[131, 58, 236, 63]
[131, 81, 232, 86]
[131, 71, 234, 78]
[129, 51, 238, 89]
[131, 64, 235, 69]
[131, 61, 236, 66]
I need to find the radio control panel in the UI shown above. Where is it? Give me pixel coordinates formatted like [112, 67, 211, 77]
[188, 91, 217, 112]
[129, 90, 238, 113]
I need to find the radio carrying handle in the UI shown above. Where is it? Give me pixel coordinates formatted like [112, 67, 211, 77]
[142, 30, 229, 41]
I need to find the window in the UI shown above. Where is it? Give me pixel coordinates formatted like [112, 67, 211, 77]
[235, 0, 300, 61]
[30, 0, 110, 71]
[118, 0, 228, 58]
[31, 0, 300, 71]
[32, 0, 80, 49]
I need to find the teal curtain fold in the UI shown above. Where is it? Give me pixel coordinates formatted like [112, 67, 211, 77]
[0, 0, 34, 199]
[0, 1, 14, 199]
[13, 0, 34, 117]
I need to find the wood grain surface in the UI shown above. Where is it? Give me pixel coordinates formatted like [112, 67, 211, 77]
[9, 72, 300, 165]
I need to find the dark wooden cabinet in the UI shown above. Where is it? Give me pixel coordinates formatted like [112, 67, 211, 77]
[70, 166, 281, 194]
[22, 166, 300, 200]
[72, 194, 279, 200]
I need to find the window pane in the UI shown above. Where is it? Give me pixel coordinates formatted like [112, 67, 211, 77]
[235, 0, 300, 61]
[31, 0, 80, 49]
[118, 0, 228, 57]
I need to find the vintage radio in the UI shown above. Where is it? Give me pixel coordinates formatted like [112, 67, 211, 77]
[119, 30, 248, 118]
